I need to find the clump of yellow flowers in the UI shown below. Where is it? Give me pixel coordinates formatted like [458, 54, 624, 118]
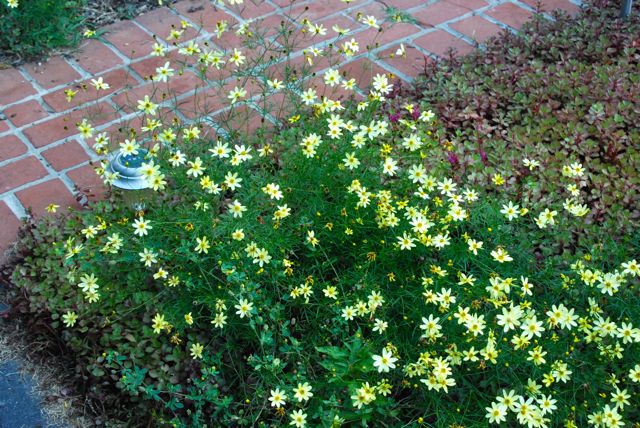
[52, 5, 640, 427]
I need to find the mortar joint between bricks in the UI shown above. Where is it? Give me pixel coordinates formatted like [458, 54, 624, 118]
[2, 194, 28, 219]
[510, 0, 556, 20]
[15, 66, 48, 96]
[98, 36, 143, 66]
[477, 11, 519, 33]
[63, 54, 95, 80]
[10, 129, 65, 176]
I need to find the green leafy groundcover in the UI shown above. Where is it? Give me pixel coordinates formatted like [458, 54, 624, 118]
[4, 2, 640, 428]
[0, 0, 85, 61]
[0, 0, 166, 63]
[393, 0, 640, 253]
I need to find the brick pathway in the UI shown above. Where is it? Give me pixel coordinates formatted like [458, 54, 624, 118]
[0, 0, 580, 258]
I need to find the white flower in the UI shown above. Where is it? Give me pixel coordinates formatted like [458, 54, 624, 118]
[372, 348, 398, 373]
[293, 382, 313, 402]
[382, 157, 398, 176]
[622, 259, 639, 277]
[289, 409, 307, 427]
[138, 248, 158, 267]
[491, 247, 513, 263]
[151, 42, 166, 56]
[397, 232, 415, 250]
[373, 319, 388, 334]
[228, 86, 247, 104]
[268, 388, 287, 408]
[252, 248, 271, 267]
[211, 312, 227, 328]
[78, 273, 99, 293]
[323, 69, 341, 87]
[90, 77, 110, 90]
[234, 298, 253, 318]
[301, 88, 317, 105]
[485, 402, 507, 424]
[372, 74, 392, 95]
[224, 171, 243, 191]
[228, 200, 247, 218]
[267, 78, 284, 90]
[361, 15, 379, 28]
[500, 201, 520, 221]
[523, 158, 540, 170]
[132, 217, 152, 237]
[209, 141, 231, 158]
[119, 139, 140, 156]
[153, 61, 174, 82]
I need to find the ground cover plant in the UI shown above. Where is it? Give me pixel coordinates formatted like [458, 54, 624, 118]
[4, 1, 640, 427]
[0, 0, 167, 63]
[0, 0, 86, 61]
[396, 0, 640, 255]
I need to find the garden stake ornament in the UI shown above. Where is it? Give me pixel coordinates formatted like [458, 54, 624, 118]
[106, 149, 152, 209]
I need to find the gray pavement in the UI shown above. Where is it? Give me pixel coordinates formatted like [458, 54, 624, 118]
[0, 360, 49, 428]
[0, 292, 56, 428]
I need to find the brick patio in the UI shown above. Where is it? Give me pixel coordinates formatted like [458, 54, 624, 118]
[0, 0, 580, 257]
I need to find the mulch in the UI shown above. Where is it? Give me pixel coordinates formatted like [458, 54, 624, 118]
[84, 0, 174, 28]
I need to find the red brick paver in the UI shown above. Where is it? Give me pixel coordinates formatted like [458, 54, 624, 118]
[412, 1, 478, 27]
[0, 156, 48, 193]
[485, 2, 535, 30]
[0, 0, 581, 257]
[449, 15, 503, 43]
[23, 57, 82, 90]
[229, 0, 276, 19]
[135, 7, 199, 41]
[291, 0, 352, 21]
[66, 164, 106, 201]
[378, 44, 434, 80]
[104, 20, 158, 59]
[414, 30, 475, 58]
[340, 57, 390, 88]
[4, 100, 49, 128]
[21, 102, 118, 148]
[447, 0, 490, 10]
[0, 201, 21, 262]
[173, 0, 238, 32]
[71, 39, 125, 74]
[43, 68, 136, 112]
[0, 69, 36, 105]
[383, 0, 427, 9]
[16, 179, 79, 219]
[41, 140, 91, 172]
[0, 135, 28, 162]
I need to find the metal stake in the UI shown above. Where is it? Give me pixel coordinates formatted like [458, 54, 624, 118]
[620, 0, 633, 18]
[106, 149, 152, 209]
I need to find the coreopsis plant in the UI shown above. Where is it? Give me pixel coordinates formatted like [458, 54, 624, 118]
[61, 86, 640, 426]
[9, 2, 640, 427]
